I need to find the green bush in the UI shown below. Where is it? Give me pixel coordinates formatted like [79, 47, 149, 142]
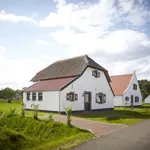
[0, 127, 33, 150]
[31, 104, 39, 120]
[7, 99, 11, 103]
[7, 109, 16, 118]
[48, 113, 54, 122]
[0, 115, 85, 140]
[21, 103, 26, 117]
[65, 107, 72, 126]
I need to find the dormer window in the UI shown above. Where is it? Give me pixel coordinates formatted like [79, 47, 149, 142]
[92, 70, 100, 78]
[133, 84, 137, 90]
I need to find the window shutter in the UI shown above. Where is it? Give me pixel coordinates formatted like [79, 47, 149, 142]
[95, 93, 98, 103]
[103, 94, 106, 103]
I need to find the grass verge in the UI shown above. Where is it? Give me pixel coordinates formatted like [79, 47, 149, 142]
[73, 105, 150, 125]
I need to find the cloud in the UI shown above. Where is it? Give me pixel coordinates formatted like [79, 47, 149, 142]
[91, 30, 150, 61]
[40, 0, 150, 29]
[54, 0, 66, 7]
[0, 10, 35, 23]
[37, 40, 50, 45]
[0, 47, 58, 89]
[39, 0, 150, 80]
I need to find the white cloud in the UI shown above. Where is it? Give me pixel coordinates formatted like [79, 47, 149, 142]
[41, 0, 150, 56]
[51, 29, 150, 56]
[54, 0, 66, 7]
[0, 46, 7, 54]
[0, 10, 35, 23]
[0, 47, 58, 89]
[40, 0, 150, 80]
[37, 40, 50, 45]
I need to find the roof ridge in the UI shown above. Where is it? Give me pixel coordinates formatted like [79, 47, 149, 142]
[110, 74, 133, 77]
[55, 54, 87, 63]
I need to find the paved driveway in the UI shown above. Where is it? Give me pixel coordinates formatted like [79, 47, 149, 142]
[73, 119, 150, 150]
[53, 115, 126, 137]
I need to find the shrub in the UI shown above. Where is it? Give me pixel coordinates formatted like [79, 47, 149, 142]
[7, 109, 16, 118]
[48, 113, 54, 122]
[21, 103, 26, 117]
[31, 104, 39, 120]
[65, 107, 72, 126]
[0, 116, 85, 140]
[0, 127, 32, 150]
[7, 99, 12, 103]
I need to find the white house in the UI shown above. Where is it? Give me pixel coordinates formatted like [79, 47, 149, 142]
[23, 55, 114, 113]
[145, 95, 150, 104]
[110, 73, 142, 107]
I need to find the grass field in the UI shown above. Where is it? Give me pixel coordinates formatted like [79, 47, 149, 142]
[1, 101, 150, 125]
[0, 101, 93, 150]
[0, 101, 49, 116]
[74, 105, 150, 125]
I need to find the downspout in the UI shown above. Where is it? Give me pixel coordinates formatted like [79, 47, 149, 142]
[122, 95, 124, 107]
[59, 90, 61, 114]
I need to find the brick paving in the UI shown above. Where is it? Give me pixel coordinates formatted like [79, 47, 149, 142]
[52, 115, 127, 137]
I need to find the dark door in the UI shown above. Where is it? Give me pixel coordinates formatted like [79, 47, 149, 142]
[84, 92, 91, 111]
[131, 95, 133, 106]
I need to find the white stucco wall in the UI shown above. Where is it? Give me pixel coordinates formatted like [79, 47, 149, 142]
[145, 95, 150, 104]
[114, 96, 123, 106]
[23, 91, 60, 111]
[60, 67, 114, 112]
[114, 74, 142, 107]
[123, 74, 142, 106]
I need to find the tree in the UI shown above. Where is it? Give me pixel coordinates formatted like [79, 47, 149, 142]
[0, 88, 16, 100]
[138, 80, 150, 99]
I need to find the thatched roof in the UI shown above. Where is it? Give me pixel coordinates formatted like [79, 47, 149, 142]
[31, 55, 111, 82]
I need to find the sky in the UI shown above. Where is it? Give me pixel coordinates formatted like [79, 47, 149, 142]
[0, 0, 150, 89]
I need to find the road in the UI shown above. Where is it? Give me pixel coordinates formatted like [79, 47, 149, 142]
[73, 119, 150, 150]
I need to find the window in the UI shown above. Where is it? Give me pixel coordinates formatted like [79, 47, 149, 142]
[96, 93, 105, 104]
[32, 92, 36, 101]
[27, 92, 30, 101]
[38, 92, 43, 101]
[133, 84, 137, 90]
[92, 70, 100, 78]
[66, 92, 75, 101]
[125, 96, 129, 101]
[135, 96, 139, 103]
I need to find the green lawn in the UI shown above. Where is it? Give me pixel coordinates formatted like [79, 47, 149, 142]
[0, 101, 49, 116]
[1, 102, 150, 125]
[73, 105, 150, 125]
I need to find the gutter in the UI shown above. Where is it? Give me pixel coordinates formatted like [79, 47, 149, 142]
[59, 90, 61, 114]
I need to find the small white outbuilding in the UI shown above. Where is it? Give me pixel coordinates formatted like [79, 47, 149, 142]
[145, 95, 150, 104]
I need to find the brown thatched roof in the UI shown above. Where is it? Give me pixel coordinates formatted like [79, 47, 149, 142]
[31, 55, 111, 82]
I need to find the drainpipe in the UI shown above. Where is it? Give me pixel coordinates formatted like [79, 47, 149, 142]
[122, 95, 124, 107]
[59, 90, 61, 114]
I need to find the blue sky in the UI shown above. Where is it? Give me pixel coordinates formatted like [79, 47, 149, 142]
[0, 0, 150, 89]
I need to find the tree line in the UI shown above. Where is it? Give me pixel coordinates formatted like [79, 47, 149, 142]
[0, 88, 23, 102]
[139, 80, 150, 99]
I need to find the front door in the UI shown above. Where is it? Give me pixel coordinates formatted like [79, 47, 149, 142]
[84, 92, 91, 111]
[131, 95, 133, 106]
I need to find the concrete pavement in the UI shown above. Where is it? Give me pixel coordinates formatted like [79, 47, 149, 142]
[73, 119, 150, 150]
